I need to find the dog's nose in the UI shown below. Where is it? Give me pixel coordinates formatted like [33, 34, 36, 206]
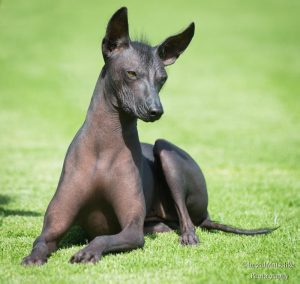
[149, 106, 164, 118]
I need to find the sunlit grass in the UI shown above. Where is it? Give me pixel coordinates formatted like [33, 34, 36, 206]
[0, 0, 299, 283]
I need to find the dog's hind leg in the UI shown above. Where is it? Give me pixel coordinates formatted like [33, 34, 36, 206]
[153, 139, 208, 245]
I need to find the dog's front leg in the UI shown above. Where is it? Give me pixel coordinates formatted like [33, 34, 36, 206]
[21, 166, 91, 266]
[70, 222, 144, 264]
[70, 171, 146, 264]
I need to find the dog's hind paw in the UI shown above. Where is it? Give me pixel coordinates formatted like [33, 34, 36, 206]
[180, 231, 199, 246]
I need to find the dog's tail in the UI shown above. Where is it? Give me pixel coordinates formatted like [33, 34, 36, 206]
[200, 219, 278, 235]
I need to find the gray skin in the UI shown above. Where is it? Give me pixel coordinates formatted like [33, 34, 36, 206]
[22, 7, 276, 265]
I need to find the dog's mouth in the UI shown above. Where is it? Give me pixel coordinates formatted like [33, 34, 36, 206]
[139, 113, 163, 122]
[138, 109, 164, 122]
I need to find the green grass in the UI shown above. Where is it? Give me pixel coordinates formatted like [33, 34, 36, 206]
[0, 0, 299, 283]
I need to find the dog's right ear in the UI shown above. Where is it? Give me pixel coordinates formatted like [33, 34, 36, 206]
[102, 7, 130, 61]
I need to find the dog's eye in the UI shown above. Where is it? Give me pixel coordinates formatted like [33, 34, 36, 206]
[126, 71, 137, 79]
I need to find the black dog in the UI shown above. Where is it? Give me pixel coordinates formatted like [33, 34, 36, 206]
[22, 7, 275, 265]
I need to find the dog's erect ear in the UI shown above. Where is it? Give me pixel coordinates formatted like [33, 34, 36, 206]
[157, 23, 195, 66]
[102, 7, 130, 60]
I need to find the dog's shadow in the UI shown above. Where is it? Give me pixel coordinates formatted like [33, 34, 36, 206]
[0, 194, 158, 249]
[59, 226, 90, 249]
[0, 194, 41, 226]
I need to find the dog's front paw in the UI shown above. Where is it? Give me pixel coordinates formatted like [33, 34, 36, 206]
[21, 255, 47, 266]
[70, 248, 101, 264]
[180, 231, 199, 246]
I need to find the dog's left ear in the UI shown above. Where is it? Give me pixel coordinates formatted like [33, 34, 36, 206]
[102, 7, 130, 61]
[157, 23, 195, 66]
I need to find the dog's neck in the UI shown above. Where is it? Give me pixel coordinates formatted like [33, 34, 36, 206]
[83, 72, 141, 159]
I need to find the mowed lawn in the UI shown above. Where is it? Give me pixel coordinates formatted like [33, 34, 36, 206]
[0, 0, 299, 283]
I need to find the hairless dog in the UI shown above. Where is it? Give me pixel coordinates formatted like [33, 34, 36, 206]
[22, 7, 276, 265]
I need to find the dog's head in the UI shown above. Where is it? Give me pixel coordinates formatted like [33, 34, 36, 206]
[102, 7, 194, 122]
